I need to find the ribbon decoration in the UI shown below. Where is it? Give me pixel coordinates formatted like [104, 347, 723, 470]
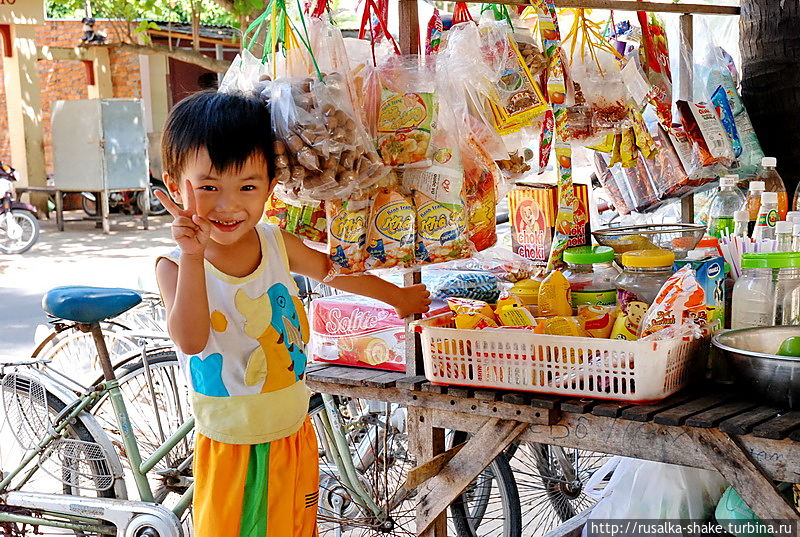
[305, 0, 327, 18]
[358, 0, 401, 56]
[452, 2, 474, 24]
[425, 8, 444, 55]
[531, 0, 579, 271]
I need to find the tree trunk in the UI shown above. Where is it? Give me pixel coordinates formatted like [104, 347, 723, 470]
[740, 0, 800, 201]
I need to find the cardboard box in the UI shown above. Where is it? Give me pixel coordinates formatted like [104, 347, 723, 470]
[508, 183, 590, 265]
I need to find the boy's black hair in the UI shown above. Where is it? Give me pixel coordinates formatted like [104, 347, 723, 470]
[161, 90, 274, 182]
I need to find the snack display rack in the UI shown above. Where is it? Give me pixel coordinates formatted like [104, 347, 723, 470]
[303, 1, 800, 535]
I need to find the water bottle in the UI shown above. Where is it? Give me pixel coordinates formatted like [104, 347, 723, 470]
[746, 181, 765, 235]
[755, 157, 789, 220]
[753, 191, 779, 241]
[793, 223, 800, 251]
[707, 176, 746, 238]
[733, 210, 749, 238]
[777, 221, 794, 252]
[787, 211, 800, 224]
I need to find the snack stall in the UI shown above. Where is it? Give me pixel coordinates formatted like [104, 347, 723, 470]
[229, 0, 800, 533]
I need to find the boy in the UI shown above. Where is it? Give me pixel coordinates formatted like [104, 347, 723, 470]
[154, 90, 431, 536]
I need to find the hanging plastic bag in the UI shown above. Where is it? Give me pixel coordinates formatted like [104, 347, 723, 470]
[676, 100, 737, 172]
[364, 187, 416, 270]
[218, 49, 270, 96]
[263, 184, 327, 244]
[582, 457, 727, 530]
[326, 197, 369, 277]
[412, 190, 471, 265]
[637, 12, 673, 128]
[461, 136, 499, 252]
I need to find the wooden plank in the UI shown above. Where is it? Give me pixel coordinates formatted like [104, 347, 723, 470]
[473, 389, 501, 402]
[591, 401, 634, 418]
[619, 392, 697, 422]
[690, 428, 799, 520]
[685, 401, 761, 429]
[473, 0, 740, 14]
[542, 509, 592, 537]
[395, 375, 427, 391]
[398, 0, 420, 56]
[306, 365, 388, 387]
[560, 398, 597, 414]
[501, 392, 530, 405]
[530, 393, 563, 410]
[416, 418, 529, 535]
[719, 406, 782, 435]
[404, 443, 465, 493]
[751, 412, 800, 440]
[408, 407, 447, 537]
[421, 383, 448, 394]
[360, 370, 405, 388]
[446, 387, 472, 399]
[652, 393, 734, 426]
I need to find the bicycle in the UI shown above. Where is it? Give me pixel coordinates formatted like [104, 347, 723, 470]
[0, 286, 522, 536]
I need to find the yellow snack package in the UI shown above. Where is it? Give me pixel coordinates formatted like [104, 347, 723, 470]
[610, 306, 644, 341]
[538, 271, 572, 317]
[495, 293, 525, 316]
[497, 306, 537, 327]
[327, 198, 369, 275]
[534, 316, 588, 337]
[447, 297, 497, 322]
[509, 279, 541, 307]
[577, 305, 620, 339]
[365, 188, 415, 270]
[455, 312, 499, 330]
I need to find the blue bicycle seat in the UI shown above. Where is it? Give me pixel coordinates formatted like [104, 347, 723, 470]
[42, 286, 142, 324]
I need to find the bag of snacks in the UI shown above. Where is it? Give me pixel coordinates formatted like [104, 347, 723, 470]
[675, 100, 736, 171]
[640, 266, 706, 338]
[326, 198, 369, 277]
[364, 188, 416, 270]
[413, 190, 472, 265]
[263, 185, 327, 243]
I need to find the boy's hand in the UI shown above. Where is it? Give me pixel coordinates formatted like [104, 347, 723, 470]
[393, 284, 432, 319]
[154, 180, 211, 257]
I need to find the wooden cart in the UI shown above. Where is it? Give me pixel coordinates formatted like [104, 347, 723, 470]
[310, 1, 800, 536]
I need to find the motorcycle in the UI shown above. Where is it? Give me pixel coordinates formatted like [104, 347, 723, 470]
[0, 163, 40, 254]
[81, 174, 169, 217]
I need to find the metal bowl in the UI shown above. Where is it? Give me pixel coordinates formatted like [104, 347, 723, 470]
[712, 326, 800, 409]
[593, 223, 706, 261]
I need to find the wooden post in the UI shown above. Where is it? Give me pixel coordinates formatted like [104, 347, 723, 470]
[679, 14, 695, 224]
[407, 406, 447, 537]
[87, 48, 113, 100]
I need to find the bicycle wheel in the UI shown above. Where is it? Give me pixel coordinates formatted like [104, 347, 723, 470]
[40, 331, 139, 388]
[89, 350, 193, 533]
[0, 370, 118, 536]
[309, 395, 521, 537]
[508, 443, 608, 535]
[0, 210, 39, 254]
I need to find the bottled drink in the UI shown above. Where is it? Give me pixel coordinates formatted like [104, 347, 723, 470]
[755, 157, 788, 220]
[787, 211, 800, 224]
[733, 210, 749, 238]
[793, 180, 800, 212]
[753, 191, 779, 241]
[746, 180, 766, 235]
[777, 221, 794, 252]
[793, 223, 800, 252]
[706, 176, 746, 238]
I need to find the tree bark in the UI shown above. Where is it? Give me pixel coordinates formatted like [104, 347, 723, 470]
[740, 0, 800, 199]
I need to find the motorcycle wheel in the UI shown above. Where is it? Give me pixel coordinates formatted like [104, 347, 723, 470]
[81, 192, 98, 217]
[137, 183, 168, 216]
[0, 209, 39, 254]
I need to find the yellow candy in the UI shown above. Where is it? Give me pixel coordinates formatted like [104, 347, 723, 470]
[538, 271, 572, 317]
[497, 306, 537, 327]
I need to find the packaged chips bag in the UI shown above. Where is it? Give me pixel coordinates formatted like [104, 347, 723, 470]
[364, 188, 415, 270]
[676, 100, 736, 170]
[413, 190, 472, 265]
[327, 198, 369, 276]
[640, 266, 706, 338]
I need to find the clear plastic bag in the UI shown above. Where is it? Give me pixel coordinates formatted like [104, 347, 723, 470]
[218, 49, 270, 97]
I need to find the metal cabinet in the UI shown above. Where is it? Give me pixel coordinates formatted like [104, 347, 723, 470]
[52, 99, 149, 233]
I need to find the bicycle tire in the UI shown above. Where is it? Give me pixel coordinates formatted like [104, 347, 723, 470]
[0, 210, 39, 254]
[308, 395, 521, 537]
[449, 431, 521, 537]
[0, 377, 117, 537]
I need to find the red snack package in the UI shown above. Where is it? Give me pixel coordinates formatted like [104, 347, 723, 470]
[640, 266, 706, 338]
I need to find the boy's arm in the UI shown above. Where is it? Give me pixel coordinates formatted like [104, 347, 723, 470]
[281, 230, 431, 318]
[156, 255, 211, 355]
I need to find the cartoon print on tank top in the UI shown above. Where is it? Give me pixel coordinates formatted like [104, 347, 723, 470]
[235, 283, 310, 393]
[189, 353, 230, 397]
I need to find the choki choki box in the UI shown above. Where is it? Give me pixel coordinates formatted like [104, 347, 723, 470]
[508, 183, 591, 265]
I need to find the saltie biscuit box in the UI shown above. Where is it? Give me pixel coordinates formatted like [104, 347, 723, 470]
[508, 183, 590, 265]
[310, 294, 447, 372]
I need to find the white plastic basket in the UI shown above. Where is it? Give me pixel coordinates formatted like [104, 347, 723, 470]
[414, 314, 701, 403]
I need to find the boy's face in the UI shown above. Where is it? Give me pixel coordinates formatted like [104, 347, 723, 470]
[165, 147, 274, 247]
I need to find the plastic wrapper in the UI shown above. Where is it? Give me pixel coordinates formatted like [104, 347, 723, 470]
[479, 15, 548, 136]
[219, 49, 270, 97]
[412, 190, 471, 265]
[534, 316, 589, 337]
[676, 100, 736, 171]
[429, 271, 500, 302]
[375, 56, 438, 166]
[364, 188, 415, 270]
[425, 8, 445, 55]
[462, 137, 499, 252]
[640, 266, 706, 338]
[447, 297, 498, 329]
[432, 245, 543, 282]
[269, 74, 387, 201]
[637, 13, 672, 127]
[326, 198, 369, 277]
[577, 305, 619, 339]
[263, 185, 327, 243]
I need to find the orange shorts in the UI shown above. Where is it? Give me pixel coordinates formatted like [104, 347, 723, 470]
[192, 417, 319, 537]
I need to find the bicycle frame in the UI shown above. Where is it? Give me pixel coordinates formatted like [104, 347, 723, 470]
[0, 323, 195, 535]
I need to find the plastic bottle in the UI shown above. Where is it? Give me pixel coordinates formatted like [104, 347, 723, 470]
[706, 176, 746, 238]
[733, 210, 749, 238]
[777, 221, 794, 252]
[753, 191, 779, 241]
[793, 223, 800, 252]
[745, 180, 765, 236]
[755, 157, 788, 220]
[787, 211, 800, 224]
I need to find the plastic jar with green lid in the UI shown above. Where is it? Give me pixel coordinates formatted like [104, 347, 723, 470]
[732, 252, 800, 328]
[615, 249, 676, 331]
[562, 246, 620, 309]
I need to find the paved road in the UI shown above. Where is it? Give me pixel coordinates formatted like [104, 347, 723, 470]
[0, 212, 173, 361]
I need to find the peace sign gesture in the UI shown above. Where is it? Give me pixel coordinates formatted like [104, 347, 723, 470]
[154, 180, 211, 257]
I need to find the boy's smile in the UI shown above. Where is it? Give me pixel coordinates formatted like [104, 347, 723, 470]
[166, 147, 273, 247]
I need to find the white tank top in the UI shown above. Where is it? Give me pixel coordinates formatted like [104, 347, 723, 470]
[159, 223, 311, 444]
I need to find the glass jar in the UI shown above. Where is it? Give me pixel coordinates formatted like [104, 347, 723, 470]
[731, 253, 800, 329]
[615, 249, 676, 318]
[562, 245, 620, 309]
